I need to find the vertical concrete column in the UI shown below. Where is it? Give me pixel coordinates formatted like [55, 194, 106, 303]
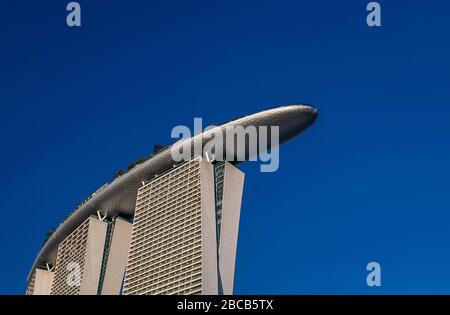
[33, 268, 54, 295]
[101, 217, 133, 295]
[200, 158, 219, 295]
[218, 162, 244, 295]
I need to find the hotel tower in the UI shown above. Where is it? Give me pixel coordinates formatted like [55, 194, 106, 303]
[26, 105, 318, 295]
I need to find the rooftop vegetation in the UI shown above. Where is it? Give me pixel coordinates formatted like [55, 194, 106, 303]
[113, 144, 168, 179]
[42, 227, 55, 246]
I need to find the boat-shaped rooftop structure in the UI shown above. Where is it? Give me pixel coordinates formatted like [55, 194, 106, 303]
[29, 104, 318, 280]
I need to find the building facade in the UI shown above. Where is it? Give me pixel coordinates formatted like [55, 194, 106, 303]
[26, 157, 244, 295]
[50, 216, 107, 295]
[26, 268, 54, 295]
[27, 157, 245, 295]
[26, 105, 317, 295]
[123, 157, 244, 295]
[26, 216, 133, 295]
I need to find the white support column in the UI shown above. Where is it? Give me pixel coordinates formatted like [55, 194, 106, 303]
[34, 268, 54, 295]
[101, 218, 133, 295]
[218, 162, 245, 295]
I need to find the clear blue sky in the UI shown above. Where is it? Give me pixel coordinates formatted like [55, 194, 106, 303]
[1, 1, 450, 294]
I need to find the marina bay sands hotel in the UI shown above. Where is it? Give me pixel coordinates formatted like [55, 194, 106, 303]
[26, 105, 317, 295]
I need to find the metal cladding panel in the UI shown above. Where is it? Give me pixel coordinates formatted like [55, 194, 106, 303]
[29, 105, 317, 281]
